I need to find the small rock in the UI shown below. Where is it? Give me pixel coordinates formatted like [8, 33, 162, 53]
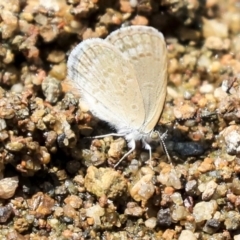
[172, 206, 188, 221]
[124, 202, 143, 217]
[193, 200, 218, 223]
[42, 76, 62, 103]
[199, 82, 214, 94]
[47, 50, 65, 63]
[162, 229, 176, 239]
[0, 176, 18, 199]
[84, 166, 127, 199]
[14, 217, 30, 233]
[203, 218, 221, 234]
[64, 195, 83, 209]
[63, 204, 77, 219]
[119, 0, 135, 13]
[39, 25, 59, 42]
[221, 125, 240, 155]
[185, 180, 198, 196]
[179, 230, 197, 240]
[27, 192, 55, 218]
[157, 208, 172, 227]
[224, 211, 240, 230]
[0, 10, 18, 39]
[49, 62, 67, 81]
[173, 101, 197, 119]
[5, 141, 24, 152]
[157, 167, 182, 189]
[170, 192, 183, 205]
[131, 15, 149, 26]
[231, 178, 240, 195]
[205, 36, 230, 51]
[202, 18, 228, 38]
[198, 158, 214, 173]
[129, 173, 155, 203]
[0, 204, 13, 223]
[173, 141, 205, 157]
[108, 138, 126, 159]
[234, 234, 240, 240]
[85, 204, 105, 226]
[6, 229, 25, 240]
[145, 217, 157, 229]
[201, 180, 218, 200]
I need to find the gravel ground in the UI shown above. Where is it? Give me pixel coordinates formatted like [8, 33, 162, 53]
[0, 0, 240, 239]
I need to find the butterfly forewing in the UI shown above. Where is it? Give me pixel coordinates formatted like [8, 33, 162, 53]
[67, 38, 146, 130]
[106, 26, 168, 133]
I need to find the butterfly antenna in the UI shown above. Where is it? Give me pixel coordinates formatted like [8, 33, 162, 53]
[159, 131, 171, 163]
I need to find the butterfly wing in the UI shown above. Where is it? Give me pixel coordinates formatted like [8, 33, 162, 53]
[67, 38, 145, 131]
[106, 26, 168, 133]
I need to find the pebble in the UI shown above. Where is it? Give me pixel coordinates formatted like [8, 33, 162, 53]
[224, 211, 240, 230]
[0, 176, 18, 199]
[145, 217, 157, 229]
[11, 83, 24, 93]
[124, 202, 143, 216]
[234, 235, 240, 240]
[64, 195, 83, 209]
[173, 101, 197, 119]
[170, 192, 183, 205]
[108, 138, 126, 159]
[84, 166, 127, 199]
[179, 230, 197, 240]
[49, 62, 67, 80]
[221, 125, 240, 155]
[201, 180, 218, 200]
[27, 192, 55, 218]
[203, 218, 221, 234]
[173, 141, 205, 157]
[63, 204, 77, 219]
[129, 173, 155, 204]
[41, 76, 62, 103]
[14, 217, 29, 233]
[205, 36, 230, 51]
[0, 204, 13, 223]
[0, 9, 18, 39]
[85, 204, 105, 226]
[199, 82, 214, 94]
[157, 167, 182, 189]
[47, 50, 66, 63]
[185, 180, 199, 196]
[172, 206, 188, 221]
[193, 200, 218, 223]
[231, 178, 240, 195]
[120, 0, 134, 13]
[198, 158, 214, 173]
[226, 11, 240, 34]
[131, 15, 149, 26]
[202, 18, 228, 38]
[157, 208, 172, 227]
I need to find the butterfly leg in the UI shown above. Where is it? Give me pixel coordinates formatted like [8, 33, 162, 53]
[114, 140, 136, 168]
[143, 141, 152, 162]
[143, 141, 155, 169]
[87, 133, 125, 139]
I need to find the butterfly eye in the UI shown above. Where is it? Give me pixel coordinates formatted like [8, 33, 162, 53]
[150, 131, 161, 141]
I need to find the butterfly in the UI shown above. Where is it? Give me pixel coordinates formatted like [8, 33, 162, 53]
[67, 26, 168, 167]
